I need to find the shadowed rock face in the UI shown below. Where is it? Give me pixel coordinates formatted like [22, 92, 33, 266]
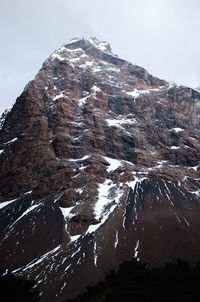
[0, 37, 200, 302]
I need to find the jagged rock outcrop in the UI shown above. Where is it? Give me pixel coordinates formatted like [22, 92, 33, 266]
[0, 37, 200, 301]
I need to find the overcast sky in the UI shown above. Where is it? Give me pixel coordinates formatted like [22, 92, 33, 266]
[0, 0, 200, 112]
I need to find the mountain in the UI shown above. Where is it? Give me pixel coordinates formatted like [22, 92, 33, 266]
[0, 37, 200, 302]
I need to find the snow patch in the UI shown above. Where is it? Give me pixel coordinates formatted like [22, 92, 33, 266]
[60, 206, 75, 219]
[88, 38, 113, 55]
[126, 177, 146, 191]
[190, 189, 200, 196]
[71, 246, 81, 258]
[75, 188, 84, 195]
[51, 53, 65, 61]
[86, 180, 123, 234]
[106, 117, 137, 128]
[175, 213, 181, 224]
[127, 87, 162, 99]
[78, 96, 88, 106]
[65, 47, 84, 53]
[60, 282, 67, 293]
[0, 190, 32, 210]
[122, 177, 146, 230]
[85, 61, 93, 66]
[3, 137, 18, 146]
[94, 180, 121, 220]
[183, 217, 190, 226]
[14, 203, 40, 224]
[70, 235, 81, 242]
[189, 137, 196, 141]
[67, 155, 91, 162]
[148, 164, 163, 171]
[103, 156, 122, 172]
[0, 197, 18, 209]
[188, 165, 198, 171]
[134, 240, 140, 259]
[69, 57, 80, 63]
[167, 82, 180, 89]
[91, 85, 101, 94]
[170, 127, 184, 133]
[52, 92, 65, 102]
[157, 160, 168, 165]
[106, 67, 120, 72]
[114, 231, 119, 249]
[93, 241, 98, 267]
[127, 90, 148, 98]
[93, 67, 101, 73]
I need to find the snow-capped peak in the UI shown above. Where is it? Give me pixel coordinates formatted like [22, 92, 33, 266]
[64, 37, 114, 56]
[88, 37, 113, 54]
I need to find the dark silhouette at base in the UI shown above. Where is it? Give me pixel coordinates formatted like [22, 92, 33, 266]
[67, 259, 200, 302]
[0, 269, 39, 302]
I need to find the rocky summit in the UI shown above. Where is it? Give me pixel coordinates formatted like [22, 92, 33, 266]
[0, 37, 200, 301]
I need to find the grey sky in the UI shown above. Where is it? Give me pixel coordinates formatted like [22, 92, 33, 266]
[0, 0, 200, 112]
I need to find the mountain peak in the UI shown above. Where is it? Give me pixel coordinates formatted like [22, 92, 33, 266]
[1, 37, 200, 302]
[63, 36, 115, 56]
[88, 37, 113, 54]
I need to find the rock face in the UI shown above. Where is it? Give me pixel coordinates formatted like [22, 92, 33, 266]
[0, 37, 200, 301]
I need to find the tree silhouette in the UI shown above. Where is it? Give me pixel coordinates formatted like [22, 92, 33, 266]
[0, 269, 39, 302]
[67, 259, 200, 302]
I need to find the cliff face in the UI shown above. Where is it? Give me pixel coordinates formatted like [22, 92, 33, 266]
[0, 37, 200, 301]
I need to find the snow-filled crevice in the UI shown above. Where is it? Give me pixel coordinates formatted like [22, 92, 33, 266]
[123, 177, 147, 230]
[134, 240, 140, 261]
[86, 180, 123, 234]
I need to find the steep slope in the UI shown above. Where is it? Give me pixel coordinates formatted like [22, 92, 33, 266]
[0, 37, 200, 301]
